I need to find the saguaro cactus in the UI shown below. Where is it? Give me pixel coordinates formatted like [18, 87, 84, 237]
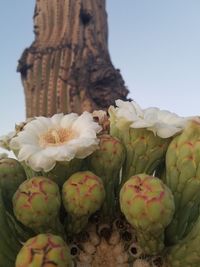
[17, 0, 129, 118]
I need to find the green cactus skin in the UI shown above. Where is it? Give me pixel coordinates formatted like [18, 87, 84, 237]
[110, 123, 171, 184]
[6, 210, 36, 243]
[21, 158, 82, 186]
[87, 134, 125, 220]
[0, 158, 26, 211]
[15, 233, 72, 267]
[120, 173, 175, 255]
[166, 217, 200, 267]
[62, 171, 105, 234]
[165, 119, 200, 245]
[0, 188, 22, 267]
[12, 176, 62, 234]
[43, 158, 82, 187]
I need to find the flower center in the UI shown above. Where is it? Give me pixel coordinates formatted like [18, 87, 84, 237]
[39, 128, 76, 148]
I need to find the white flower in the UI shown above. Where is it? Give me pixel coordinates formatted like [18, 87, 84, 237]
[10, 112, 102, 172]
[132, 107, 187, 138]
[109, 100, 187, 138]
[111, 99, 144, 122]
[0, 131, 16, 150]
[108, 100, 144, 133]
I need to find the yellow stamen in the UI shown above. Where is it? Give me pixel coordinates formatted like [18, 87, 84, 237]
[39, 128, 77, 148]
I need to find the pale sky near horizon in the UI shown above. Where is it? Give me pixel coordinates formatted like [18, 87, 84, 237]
[0, 0, 200, 142]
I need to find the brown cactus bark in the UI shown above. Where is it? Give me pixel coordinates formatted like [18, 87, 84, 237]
[17, 0, 129, 118]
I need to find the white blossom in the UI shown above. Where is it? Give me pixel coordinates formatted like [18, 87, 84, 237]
[109, 100, 187, 138]
[0, 131, 16, 150]
[10, 112, 102, 172]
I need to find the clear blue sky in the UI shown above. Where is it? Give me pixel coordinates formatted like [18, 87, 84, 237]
[0, 0, 200, 138]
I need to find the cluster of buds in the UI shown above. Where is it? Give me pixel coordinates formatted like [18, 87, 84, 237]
[0, 100, 200, 267]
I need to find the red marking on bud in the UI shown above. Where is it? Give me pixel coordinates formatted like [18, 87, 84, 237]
[186, 141, 194, 147]
[22, 204, 31, 209]
[39, 180, 48, 201]
[47, 235, 62, 248]
[126, 200, 131, 206]
[88, 183, 98, 193]
[70, 183, 77, 186]
[28, 192, 40, 203]
[31, 179, 39, 188]
[60, 249, 66, 260]
[27, 237, 37, 247]
[134, 185, 142, 193]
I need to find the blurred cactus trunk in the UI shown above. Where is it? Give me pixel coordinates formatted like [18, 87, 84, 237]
[17, 0, 129, 118]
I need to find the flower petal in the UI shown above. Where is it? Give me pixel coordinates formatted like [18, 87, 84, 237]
[130, 120, 153, 128]
[27, 152, 56, 172]
[18, 145, 41, 161]
[153, 125, 183, 138]
[50, 113, 64, 126]
[60, 113, 78, 128]
[72, 111, 102, 135]
[43, 146, 75, 162]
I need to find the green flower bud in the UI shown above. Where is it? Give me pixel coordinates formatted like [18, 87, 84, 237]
[15, 233, 72, 267]
[13, 176, 61, 233]
[0, 158, 26, 211]
[62, 171, 105, 234]
[88, 134, 125, 180]
[120, 173, 175, 255]
[165, 119, 200, 244]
